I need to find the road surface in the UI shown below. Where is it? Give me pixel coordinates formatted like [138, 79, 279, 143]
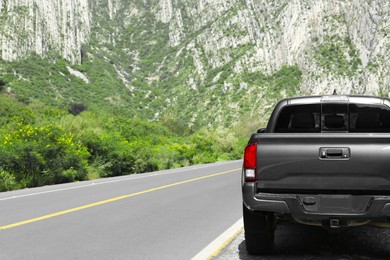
[217, 223, 390, 259]
[0, 161, 242, 259]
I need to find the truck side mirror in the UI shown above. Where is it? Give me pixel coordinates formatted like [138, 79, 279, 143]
[257, 128, 266, 133]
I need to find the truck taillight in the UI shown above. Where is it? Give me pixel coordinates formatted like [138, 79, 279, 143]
[244, 142, 257, 182]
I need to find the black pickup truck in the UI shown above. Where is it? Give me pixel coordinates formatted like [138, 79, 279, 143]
[242, 95, 390, 254]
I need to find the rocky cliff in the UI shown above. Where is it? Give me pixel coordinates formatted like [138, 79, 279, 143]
[1, 0, 389, 128]
[153, 0, 390, 95]
[0, 0, 91, 63]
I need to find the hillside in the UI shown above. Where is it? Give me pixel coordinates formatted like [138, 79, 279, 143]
[1, 0, 389, 129]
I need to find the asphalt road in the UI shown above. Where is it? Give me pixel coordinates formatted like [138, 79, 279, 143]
[217, 222, 390, 260]
[0, 160, 243, 260]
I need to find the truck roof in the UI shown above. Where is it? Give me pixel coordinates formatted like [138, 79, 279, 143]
[286, 95, 390, 105]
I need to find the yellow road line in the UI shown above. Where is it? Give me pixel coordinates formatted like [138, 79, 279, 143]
[0, 168, 241, 231]
[192, 218, 243, 260]
[208, 227, 243, 259]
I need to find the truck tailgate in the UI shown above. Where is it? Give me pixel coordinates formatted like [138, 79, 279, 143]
[256, 133, 390, 194]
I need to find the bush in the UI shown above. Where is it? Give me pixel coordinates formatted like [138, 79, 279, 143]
[0, 123, 89, 187]
[0, 95, 247, 191]
[0, 169, 20, 191]
[68, 103, 88, 115]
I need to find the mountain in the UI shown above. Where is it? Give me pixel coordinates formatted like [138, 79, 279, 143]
[1, 0, 389, 130]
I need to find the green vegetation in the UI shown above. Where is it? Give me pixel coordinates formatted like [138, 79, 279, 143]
[1, 54, 136, 113]
[0, 95, 246, 191]
[314, 36, 362, 76]
[241, 65, 302, 96]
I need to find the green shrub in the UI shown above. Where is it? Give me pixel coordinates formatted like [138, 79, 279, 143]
[0, 123, 89, 187]
[0, 94, 248, 191]
[0, 169, 20, 191]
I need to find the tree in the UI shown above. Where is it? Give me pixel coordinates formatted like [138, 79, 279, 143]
[68, 103, 87, 115]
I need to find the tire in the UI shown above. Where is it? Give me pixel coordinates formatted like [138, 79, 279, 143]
[243, 204, 276, 255]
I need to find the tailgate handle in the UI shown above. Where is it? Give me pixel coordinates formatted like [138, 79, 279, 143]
[320, 148, 350, 159]
[327, 149, 342, 156]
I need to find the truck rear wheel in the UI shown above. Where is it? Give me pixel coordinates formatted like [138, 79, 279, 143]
[243, 204, 276, 255]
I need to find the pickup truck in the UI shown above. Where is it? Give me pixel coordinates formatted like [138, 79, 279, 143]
[242, 95, 390, 254]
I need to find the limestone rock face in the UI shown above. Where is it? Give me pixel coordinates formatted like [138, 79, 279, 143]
[153, 0, 390, 96]
[0, 0, 91, 64]
[1, 0, 390, 97]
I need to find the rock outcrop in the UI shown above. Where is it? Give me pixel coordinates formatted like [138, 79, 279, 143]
[159, 0, 390, 96]
[0, 0, 91, 64]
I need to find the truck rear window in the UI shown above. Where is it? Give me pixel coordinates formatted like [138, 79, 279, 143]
[274, 103, 390, 133]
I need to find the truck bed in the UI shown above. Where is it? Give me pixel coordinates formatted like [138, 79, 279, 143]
[254, 133, 390, 194]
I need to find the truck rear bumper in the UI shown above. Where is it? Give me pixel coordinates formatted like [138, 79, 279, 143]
[243, 183, 390, 223]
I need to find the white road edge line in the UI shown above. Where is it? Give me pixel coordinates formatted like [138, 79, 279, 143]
[0, 160, 242, 201]
[192, 218, 243, 260]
